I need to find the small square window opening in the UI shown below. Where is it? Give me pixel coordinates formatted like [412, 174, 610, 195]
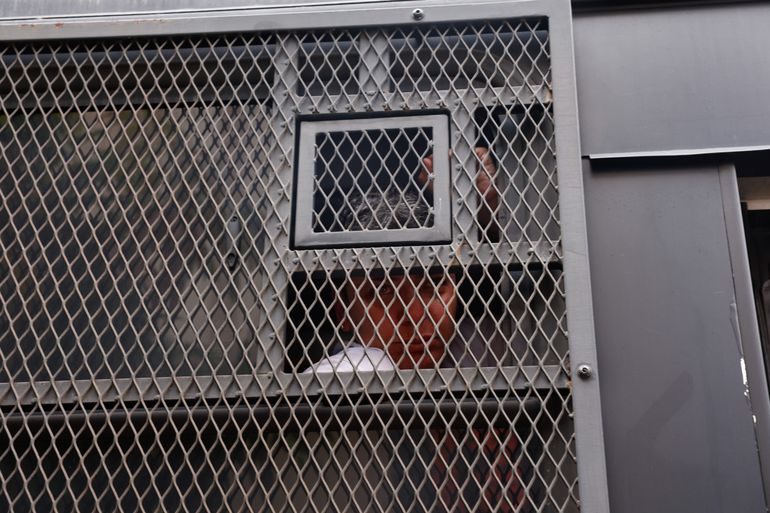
[292, 113, 452, 249]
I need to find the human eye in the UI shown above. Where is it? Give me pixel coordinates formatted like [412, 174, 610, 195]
[379, 283, 395, 297]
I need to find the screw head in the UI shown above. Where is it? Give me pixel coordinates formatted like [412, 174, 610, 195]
[576, 364, 593, 380]
[412, 8, 425, 21]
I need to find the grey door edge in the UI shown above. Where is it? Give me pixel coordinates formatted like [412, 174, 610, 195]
[718, 163, 770, 510]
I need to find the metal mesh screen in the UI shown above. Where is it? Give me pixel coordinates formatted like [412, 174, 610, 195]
[0, 17, 577, 513]
[312, 126, 435, 233]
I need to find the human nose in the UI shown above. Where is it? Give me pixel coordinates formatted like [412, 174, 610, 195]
[404, 294, 435, 337]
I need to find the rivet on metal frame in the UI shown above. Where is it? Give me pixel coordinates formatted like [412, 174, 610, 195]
[577, 364, 593, 380]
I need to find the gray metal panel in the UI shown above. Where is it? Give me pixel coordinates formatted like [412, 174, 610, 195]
[0, 0, 396, 19]
[574, 3, 770, 158]
[0, 0, 551, 40]
[583, 159, 766, 513]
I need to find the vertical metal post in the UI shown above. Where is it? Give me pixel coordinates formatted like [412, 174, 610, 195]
[260, 35, 300, 376]
[547, 0, 610, 511]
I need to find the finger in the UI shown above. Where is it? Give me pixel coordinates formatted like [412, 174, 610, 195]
[418, 168, 429, 186]
[474, 147, 495, 175]
[422, 156, 434, 173]
[474, 146, 490, 164]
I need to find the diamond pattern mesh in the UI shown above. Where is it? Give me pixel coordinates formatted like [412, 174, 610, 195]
[0, 18, 577, 513]
[312, 126, 434, 233]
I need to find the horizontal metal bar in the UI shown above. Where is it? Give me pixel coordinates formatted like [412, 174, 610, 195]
[589, 144, 770, 160]
[0, 0, 404, 21]
[0, 0, 553, 42]
[281, 365, 569, 398]
[291, 241, 562, 274]
[0, 395, 551, 431]
[0, 30, 549, 68]
[1, 82, 550, 114]
[0, 365, 568, 407]
[300, 85, 552, 113]
[0, 374, 272, 408]
[0, 44, 268, 68]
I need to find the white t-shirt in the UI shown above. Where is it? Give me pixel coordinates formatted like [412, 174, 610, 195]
[303, 318, 508, 373]
[302, 343, 397, 373]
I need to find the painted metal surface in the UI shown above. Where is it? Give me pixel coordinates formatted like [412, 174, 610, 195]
[0, 0, 398, 19]
[0, 1, 609, 511]
[583, 158, 767, 513]
[0, 0, 552, 41]
[293, 114, 452, 249]
[0, 0, 557, 40]
[574, 2, 770, 158]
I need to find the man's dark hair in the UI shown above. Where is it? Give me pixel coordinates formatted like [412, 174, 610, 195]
[340, 189, 433, 231]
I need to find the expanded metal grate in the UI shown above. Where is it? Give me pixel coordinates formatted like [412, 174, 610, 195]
[0, 17, 577, 513]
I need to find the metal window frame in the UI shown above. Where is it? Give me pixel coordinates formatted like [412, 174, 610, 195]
[0, 1, 610, 512]
[293, 113, 452, 249]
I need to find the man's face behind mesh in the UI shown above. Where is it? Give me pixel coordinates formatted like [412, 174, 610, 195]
[341, 271, 457, 369]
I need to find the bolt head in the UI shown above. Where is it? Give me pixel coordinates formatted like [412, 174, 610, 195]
[412, 8, 425, 21]
[576, 364, 593, 380]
